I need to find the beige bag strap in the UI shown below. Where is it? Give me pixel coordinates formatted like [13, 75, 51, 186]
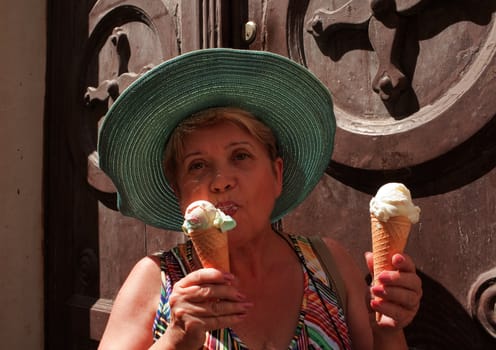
[308, 236, 348, 315]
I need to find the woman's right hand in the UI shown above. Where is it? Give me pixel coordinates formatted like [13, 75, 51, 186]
[158, 268, 253, 349]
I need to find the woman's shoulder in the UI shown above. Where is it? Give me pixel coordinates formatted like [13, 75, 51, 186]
[319, 237, 364, 283]
[288, 233, 351, 259]
[123, 255, 162, 288]
[98, 256, 162, 349]
[321, 237, 352, 261]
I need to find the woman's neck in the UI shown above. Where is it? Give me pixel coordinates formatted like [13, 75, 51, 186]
[229, 228, 291, 280]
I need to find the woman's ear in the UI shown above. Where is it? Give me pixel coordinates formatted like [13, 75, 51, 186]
[170, 182, 181, 202]
[273, 157, 283, 198]
[173, 187, 187, 215]
[173, 186, 181, 199]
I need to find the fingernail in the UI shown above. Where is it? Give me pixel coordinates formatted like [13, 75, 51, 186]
[370, 299, 381, 309]
[394, 254, 405, 264]
[223, 272, 235, 281]
[236, 292, 247, 300]
[371, 285, 385, 296]
[242, 302, 255, 309]
[379, 274, 392, 283]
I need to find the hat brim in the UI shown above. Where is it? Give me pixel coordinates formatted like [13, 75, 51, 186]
[98, 49, 335, 231]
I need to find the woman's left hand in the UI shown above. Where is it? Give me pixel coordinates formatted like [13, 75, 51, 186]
[365, 252, 422, 329]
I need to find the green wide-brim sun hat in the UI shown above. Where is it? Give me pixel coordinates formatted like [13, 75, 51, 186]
[98, 48, 335, 231]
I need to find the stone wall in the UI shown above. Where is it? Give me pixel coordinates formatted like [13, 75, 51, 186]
[0, 1, 45, 348]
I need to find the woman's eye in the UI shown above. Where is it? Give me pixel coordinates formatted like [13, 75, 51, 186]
[233, 152, 251, 161]
[188, 161, 205, 171]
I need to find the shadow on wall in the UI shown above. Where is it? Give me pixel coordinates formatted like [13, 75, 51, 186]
[328, 113, 496, 198]
[403, 270, 496, 350]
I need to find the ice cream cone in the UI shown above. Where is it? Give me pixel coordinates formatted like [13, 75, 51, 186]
[370, 213, 411, 321]
[189, 227, 230, 272]
[371, 213, 411, 282]
[369, 183, 419, 322]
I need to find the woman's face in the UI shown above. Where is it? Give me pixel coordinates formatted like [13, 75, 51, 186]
[175, 121, 283, 235]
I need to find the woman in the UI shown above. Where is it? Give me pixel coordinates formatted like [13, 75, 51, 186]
[97, 49, 421, 350]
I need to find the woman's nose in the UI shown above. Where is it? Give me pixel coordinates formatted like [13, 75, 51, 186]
[210, 172, 235, 193]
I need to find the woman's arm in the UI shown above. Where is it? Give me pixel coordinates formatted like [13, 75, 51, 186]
[98, 256, 162, 350]
[323, 238, 374, 350]
[99, 257, 251, 350]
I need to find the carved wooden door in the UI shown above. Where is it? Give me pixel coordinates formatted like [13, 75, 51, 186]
[45, 0, 496, 349]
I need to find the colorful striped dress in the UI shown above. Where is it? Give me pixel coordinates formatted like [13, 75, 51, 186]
[152, 235, 352, 349]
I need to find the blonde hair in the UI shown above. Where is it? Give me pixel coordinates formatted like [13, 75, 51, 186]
[163, 107, 279, 186]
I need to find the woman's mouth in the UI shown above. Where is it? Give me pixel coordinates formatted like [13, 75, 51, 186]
[216, 201, 239, 216]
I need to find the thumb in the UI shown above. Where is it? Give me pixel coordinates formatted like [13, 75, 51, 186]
[364, 251, 374, 276]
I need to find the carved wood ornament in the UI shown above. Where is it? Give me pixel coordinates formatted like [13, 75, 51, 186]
[469, 268, 496, 338]
[82, 3, 170, 195]
[307, 0, 430, 103]
[287, 0, 496, 196]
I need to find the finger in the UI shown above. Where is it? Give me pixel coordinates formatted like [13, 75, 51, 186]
[364, 252, 374, 275]
[208, 298, 254, 317]
[204, 311, 249, 331]
[177, 268, 235, 288]
[370, 297, 416, 328]
[176, 298, 252, 316]
[391, 253, 416, 272]
[373, 254, 415, 285]
[204, 299, 252, 331]
[375, 313, 400, 328]
[182, 283, 248, 303]
[170, 294, 253, 320]
[371, 284, 420, 310]
[370, 279, 421, 330]
[376, 269, 422, 295]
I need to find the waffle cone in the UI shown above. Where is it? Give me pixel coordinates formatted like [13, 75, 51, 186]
[189, 228, 230, 272]
[371, 213, 411, 321]
[371, 213, 411, 284]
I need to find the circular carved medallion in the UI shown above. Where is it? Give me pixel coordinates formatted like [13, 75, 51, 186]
[290, 1, 496, 173]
